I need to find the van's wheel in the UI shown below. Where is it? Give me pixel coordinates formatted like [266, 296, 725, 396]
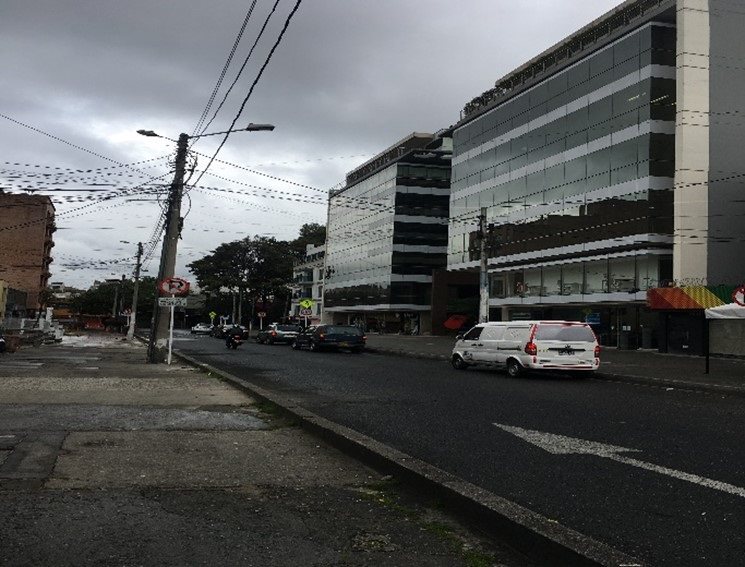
[451, 355, 468, 370]
[291, 341, 300, 350]
[309, 341, 319, 352]
[506, 359, 523, 377]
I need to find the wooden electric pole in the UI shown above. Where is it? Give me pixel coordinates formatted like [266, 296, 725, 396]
[147, 133, 189, 363]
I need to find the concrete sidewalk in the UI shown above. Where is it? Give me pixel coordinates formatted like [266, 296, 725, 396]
[364, 334, 745, 396]
[0, 333, 530, 567]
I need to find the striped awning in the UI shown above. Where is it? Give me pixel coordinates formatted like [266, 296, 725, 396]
[647, 286, 734, 310]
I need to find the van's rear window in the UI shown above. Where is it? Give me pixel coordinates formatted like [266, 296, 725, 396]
[535, 324, 595, 342]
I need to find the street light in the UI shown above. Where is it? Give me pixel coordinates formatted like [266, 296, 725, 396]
[136, 123, 274, 140]
[139, 123, 274, 363]
[193, 123, 275, 137]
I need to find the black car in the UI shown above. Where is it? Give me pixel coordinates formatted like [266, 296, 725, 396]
[256, 323, 302, 345]
[212, 324, 249, 340]
[291, 324, 365, 353]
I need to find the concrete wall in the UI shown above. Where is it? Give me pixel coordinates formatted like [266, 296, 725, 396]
[707, 0, 745, 285]
[674, 0, 710, 282]
[709, 319, 745, 356]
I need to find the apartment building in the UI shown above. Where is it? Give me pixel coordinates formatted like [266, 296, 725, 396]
[0, 193, 55, 313]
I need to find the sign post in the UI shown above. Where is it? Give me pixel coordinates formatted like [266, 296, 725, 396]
[168, 295, 175, 365]
[257, 311, 266, 330]
[157, 295, 188, 365]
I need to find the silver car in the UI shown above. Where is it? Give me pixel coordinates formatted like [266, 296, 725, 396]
[256, 323, 302, 345]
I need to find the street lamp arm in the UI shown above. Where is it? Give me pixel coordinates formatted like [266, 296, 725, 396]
[137, 123, 274, 140]
[191, 123, 275, 138]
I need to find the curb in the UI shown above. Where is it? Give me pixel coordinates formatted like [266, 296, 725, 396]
[174, 348, 641, 567]
[592, 371, 745, 398]
[365, 346, 745, 398]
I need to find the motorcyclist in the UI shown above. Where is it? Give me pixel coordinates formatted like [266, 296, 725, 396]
[225, 325, 244, 349]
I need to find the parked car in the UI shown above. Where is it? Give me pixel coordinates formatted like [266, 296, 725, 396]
[291, 324, 365, 353]
[256, 323, 302, 345]
[451, 320, 600, 377]
[190, 322, 212, 335]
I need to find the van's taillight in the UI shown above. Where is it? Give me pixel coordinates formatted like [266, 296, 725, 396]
[270, 330, 277, 336]
[318, 333, 325, 341]
[594, 345, 601, 357]
[362, 335, 367, 341]
[525, 342, 537, 356]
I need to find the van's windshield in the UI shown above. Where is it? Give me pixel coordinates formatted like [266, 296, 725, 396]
[535, 324, 595, 342]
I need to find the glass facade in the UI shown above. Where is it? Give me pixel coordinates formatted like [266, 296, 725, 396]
[324, 153, 451, 310]
[449, 23, 676, 302]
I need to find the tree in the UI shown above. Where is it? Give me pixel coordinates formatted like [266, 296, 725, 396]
[71, 276, 157, 324]
[187, 236, 295, 324]
[289, 223, 326, 258]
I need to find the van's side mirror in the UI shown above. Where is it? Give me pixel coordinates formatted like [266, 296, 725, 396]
[455, 334, 463, 341]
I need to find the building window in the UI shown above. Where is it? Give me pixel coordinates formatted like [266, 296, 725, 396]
[584, 259, 609, 294]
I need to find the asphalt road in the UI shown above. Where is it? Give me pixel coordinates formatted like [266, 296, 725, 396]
[177, 331, 745, 566]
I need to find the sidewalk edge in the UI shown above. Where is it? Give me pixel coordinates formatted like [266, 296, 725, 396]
[174, 349, 642, 567]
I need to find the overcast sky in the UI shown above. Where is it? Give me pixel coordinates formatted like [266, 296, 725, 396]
[0, 0, 622, 288]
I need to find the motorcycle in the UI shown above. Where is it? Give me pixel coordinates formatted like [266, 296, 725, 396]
[225, 331, 243, 350]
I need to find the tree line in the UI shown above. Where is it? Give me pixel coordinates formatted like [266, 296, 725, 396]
[63, 223, 326, 327]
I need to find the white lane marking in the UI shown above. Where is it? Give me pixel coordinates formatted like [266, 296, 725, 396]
[494, 423, 745, 499]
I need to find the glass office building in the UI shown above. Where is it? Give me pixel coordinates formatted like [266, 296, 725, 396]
[324, 133, 451, 333]
[448, 2, 687, 344]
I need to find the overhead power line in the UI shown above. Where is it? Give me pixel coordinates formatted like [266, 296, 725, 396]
[197, 0, 283, 138]
[192, 0, 305, 188]
[192, 0, 260, 137]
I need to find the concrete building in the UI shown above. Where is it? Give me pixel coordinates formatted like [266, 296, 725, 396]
[323, 133, 452, 334]
[0, 193, 55, 313]
[448, 0, 745, 348]
[290, 243, 325, 323]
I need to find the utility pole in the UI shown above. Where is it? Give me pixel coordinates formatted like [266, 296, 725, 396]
[111, 281, 119, 318]
[147, 133, 189, 363]
[478, 207, 489, 323]
[126, 242, 143, 341]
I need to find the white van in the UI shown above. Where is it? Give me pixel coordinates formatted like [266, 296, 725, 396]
[451, 320, 600, 377]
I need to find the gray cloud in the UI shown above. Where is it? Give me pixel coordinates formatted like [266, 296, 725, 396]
[1, 0, 621, 287]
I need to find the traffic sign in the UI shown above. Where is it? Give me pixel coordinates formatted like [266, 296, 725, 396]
[257, 311, 267, 318]
[300, 308, 313, 316]
[158, 297, 187, 307]
[159, 277, 190, 296]
[208, 311, 217, 320]
[733, 285, 745, 307]
[299, 298, 314, 309]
